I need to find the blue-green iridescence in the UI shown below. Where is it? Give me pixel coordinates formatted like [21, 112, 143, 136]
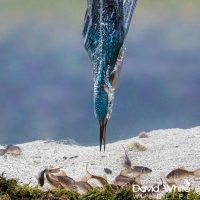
[94, 87, 108, 122]
[84, 0, 124, 85]
[83, 0, 138, 124]
[83, 0, 125, 123]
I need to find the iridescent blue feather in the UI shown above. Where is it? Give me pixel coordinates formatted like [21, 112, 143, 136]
[83, 0, 138, 150]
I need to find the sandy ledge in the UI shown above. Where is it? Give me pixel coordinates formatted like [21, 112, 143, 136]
[0, 126, 200, 191]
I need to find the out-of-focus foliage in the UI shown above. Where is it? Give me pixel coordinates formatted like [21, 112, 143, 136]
[1, 175, 200, 200]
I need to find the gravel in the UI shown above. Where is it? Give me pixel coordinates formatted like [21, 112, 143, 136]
[0, 126, 200, 193]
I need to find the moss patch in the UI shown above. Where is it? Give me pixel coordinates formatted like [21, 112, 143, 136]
[163, 189, 200, 200]
[0, 176, 200, 200]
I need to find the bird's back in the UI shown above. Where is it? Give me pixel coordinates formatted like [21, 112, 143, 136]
[83, 0, 125, 85]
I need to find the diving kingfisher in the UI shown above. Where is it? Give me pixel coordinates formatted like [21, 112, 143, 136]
[83, 0, 138, 151]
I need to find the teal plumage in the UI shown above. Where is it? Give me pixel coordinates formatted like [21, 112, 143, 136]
[83, 0, 124, 84]
[83, 0, 138, 151]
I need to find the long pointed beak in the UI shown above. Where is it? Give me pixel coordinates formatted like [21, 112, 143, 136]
[99, 119, 108, 152]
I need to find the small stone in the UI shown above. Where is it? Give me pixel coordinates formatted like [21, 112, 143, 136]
[6, 145, 22, 155]
[104, 168, 112, 174]
[0, 149, 6, 156]
[90, 163, 96, 165]
[33, 160, 41, 165]
[69, 155, 79, 159]
[138, 131, 149, 138]
[128, 142, 147, 151]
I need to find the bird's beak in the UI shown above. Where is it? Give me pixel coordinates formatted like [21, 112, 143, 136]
[99, 118, 108, 152]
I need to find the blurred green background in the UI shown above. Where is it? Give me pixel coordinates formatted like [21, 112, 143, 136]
[0, 0, 199, 145]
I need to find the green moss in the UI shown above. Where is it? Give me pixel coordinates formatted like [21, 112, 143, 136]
[113, 187, 136, 200]
[44, 189, 79, 200]
[163, 189, 200, 200]
[0, 176, 200, 200]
